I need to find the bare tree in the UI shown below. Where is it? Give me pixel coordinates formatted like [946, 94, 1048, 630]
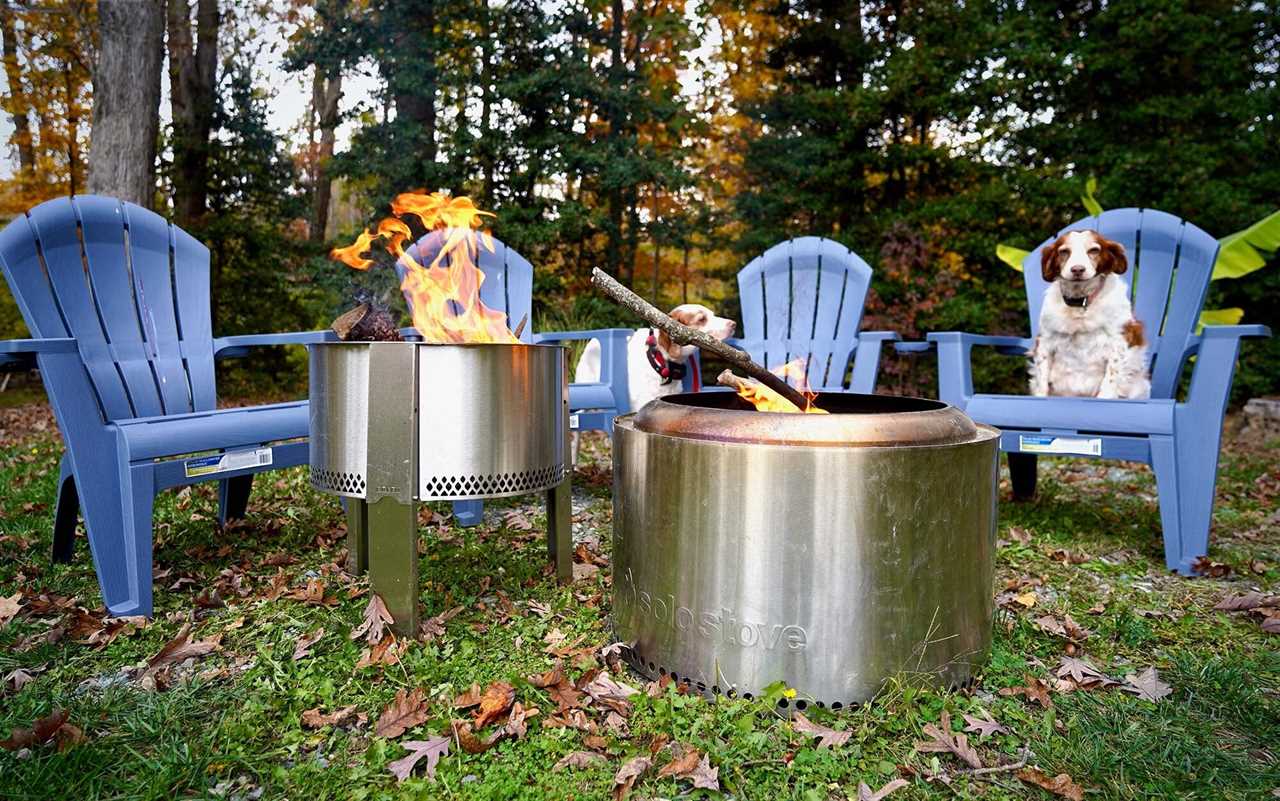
[167, 0, 219, 227]
[86, 0, 164, 207]
[309, 66, 341, 241]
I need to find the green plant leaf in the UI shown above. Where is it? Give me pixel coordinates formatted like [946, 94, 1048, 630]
[1213, 209, 1280, 280]
[1081, 176, 1104, 217]
[997, 244, 1029, 272]
[1196, 307, 1244, 334]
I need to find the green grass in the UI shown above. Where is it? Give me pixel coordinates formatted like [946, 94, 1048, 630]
[0, 405, 1277, 801]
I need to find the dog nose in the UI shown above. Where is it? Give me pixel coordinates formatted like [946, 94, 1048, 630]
[1070, 266, 1086, 279]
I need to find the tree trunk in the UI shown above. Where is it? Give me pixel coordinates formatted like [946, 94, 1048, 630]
[0, 5, 35, 174]
[390, 0, 437, 170]
[167, 0, 219, 226]
[310, 66, 342, 242]
[605, 0, 627, 283]
[87, 0, 164, 207]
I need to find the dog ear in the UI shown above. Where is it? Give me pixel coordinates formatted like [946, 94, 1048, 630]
[1098, 237, 1128, 275]
[1040, 240, 1062, 282]
[655, 329, 683, 360]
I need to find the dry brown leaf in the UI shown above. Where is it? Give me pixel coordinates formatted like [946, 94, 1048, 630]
[292, 628, 325, 661]
[0, 592, 23, 626]
[553, 750, 607, 771]
[998, 675, 1054, 708]
[355, 635, 405, 669]
[916, 710, 983, 769]
[858, 778, 910, 801]
[612, 755, 652, 801]
[473, 681, 516, 728]
[387, 736, 450, 783]
[1007, 526, 1032, 544]
[962, 711, 1006, 738]
[792, 711, 851, 748]
[1055, 656, 1115, 688]
[453, 683, 483, 709]
[1122, 667, 1172, 702]
[657, 746, 702, 778]
[144, 623, 218, 678]
[1214, 592, 1278, 611]
[582, 672, 639, 717]
[418, 605, 463, 644]
[350, 594, 395, 645]
[452, 720, 505, 754]
[527, 663, 564, 688]
[0, 709, 75, 751]
[375, 688, 429, 739]
[1192, 557, 1231, 577]
[503, 702, 537, 739]
[1017, 768, 1086, 800]
[1263, 615, 1280, 634]
[301, 705, 360, 729]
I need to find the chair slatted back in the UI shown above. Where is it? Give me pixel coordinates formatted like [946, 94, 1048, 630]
[1020, 207, 1218, 399]
[0, 196, 215, 421]
[402, 232, 535, 343]
[737, 237, 872, 390]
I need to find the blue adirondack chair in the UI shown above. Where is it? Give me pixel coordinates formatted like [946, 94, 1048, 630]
[729, 236, 898, 392]
[0, 195, 331, 616]
[401, 231, 631, 525]
[903, 208, 1271, 573]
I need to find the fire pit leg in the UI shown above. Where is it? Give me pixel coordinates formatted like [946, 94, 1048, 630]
[346, 499, 369, 574]
[546, 478, 572, 583]
[366, 496, 419, 636]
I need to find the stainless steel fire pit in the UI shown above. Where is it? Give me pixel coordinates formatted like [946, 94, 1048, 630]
[612, 392, 999, 708]
[309, 341, 570, 633]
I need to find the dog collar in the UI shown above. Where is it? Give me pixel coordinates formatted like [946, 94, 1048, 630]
[645, 329, 686, 385]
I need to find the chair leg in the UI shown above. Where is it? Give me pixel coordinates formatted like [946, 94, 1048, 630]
[78, 456, 156, 617]
[1150, 435, 1216, 575]
[453, 500, 484, 527]
[52, 456, 79, 563]
[1008, 452, 1038, 500]
[217, 474, 253, 527]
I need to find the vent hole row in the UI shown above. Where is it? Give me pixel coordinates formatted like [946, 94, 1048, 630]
[310, 468, 366, 495]
[638, 653, 847, 710]
[422, 464, 565, 498]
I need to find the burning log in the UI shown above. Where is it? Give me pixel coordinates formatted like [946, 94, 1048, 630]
[591, 268, 812, 410]
[331, 303, 404, 342]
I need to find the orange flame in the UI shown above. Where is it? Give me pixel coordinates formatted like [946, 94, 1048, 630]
[734, 359, 828, 413]
[330, 191, 517, 343]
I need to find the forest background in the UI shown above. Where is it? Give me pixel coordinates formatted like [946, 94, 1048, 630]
[1, 0, 1276, 399]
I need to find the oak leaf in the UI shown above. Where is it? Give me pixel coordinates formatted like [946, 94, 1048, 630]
[0, 709, 75, 751]
[144, 623, 219, 678]
[292, 628, 325, 661]
[998, 676, 1054, 708]
[858, 778, 910, 801]
[1214, 592, 1278, 611]
[526, 663, 564, 688]
[418, 605, 463, 644]
[1122, 667, 1172, 702]
[0, 592, 22, 626]
[387, 736, 450, 783]
[452, 720, 504, 754]
[553, 750, 607, 771]
[916, 710, 982, 769]
[473, 681, 516, 728]
[657, 746, 701, 778]
[612, 755, 651, 801]
[1017, 768, 1086, 800]
[962, 711, 1006, 738]
[301, 705, 360, 729]
[350, 594, 394, 645]
[375, 688, 429, 739]
[792, 711, 851, 748]
[1056, 656, 1115, 688]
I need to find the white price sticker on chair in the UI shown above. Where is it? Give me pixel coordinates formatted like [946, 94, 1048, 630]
[185, 447, 273, 478]
[1019, 435, 1101, 456]
[569, 414, 580, 430]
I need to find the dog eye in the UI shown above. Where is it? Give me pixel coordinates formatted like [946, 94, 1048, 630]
[1088, 246, 1100, 254]
[1058, 248, 1070, 256]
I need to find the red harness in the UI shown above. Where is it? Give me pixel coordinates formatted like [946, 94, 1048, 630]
[645, 329, 701, 392]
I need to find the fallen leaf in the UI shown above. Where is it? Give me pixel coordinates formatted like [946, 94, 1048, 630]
[573, 562, 600, 582]
[858, 778, 910, 801]
[613, 755, 652, 801]
[5, 667, 39, 693]
[1122, 667, 1172, 702]
[689, 754, 720, 791]
[1014, 591, 1038, 608]
[418, 605, 463, 644]
[1017, 768, 1085, 800]
[547, 677, 584, 712]
[474, 681, 516, 728]
[504, 510, 534, 531]
[527, 663, 564, 688]
[504, 702, 537, 739]
[387, 736, 450, 783]
[1191, 557, 1231, 577]
[792, 711, 851, 748]
[1263, 615, 1280, 634]
[0, 592, 23, 626]
[526, 600, 552, 618]
[145, 623, 218, 678]
[603, 710, 629, 736]
[657, 745, 701, 777]
[582, 672, 639, 716]
[1007, 527, 1032, 544]
[453, 683, 483, 709]
[1214, 592, 1278, 611]
[999, 675, 1054, 708]
[356, 635, 405, 668]
[1034, 615, 1067, 637]
[962, 711, 1006, 738]
[375, 688, 429, 739]
[916, 710, 983, 769]
[554, 750, 607, 771]
[351, 594, 395, 645]
[452, 719, 505, 754]
[301, 705, 360, 729]
[292, 628, 325, 661]
[1056, 656, 1115, 688]
[0, 709, 73, 751]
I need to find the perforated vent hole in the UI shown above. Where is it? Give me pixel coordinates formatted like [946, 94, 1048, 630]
[311, 467, 366, 495]
[624, 649, 858, 711]
[421, 464, 565, 498]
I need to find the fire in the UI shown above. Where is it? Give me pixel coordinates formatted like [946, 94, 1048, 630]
[734, 359, 828, 414]
[331, 191, 518, 344]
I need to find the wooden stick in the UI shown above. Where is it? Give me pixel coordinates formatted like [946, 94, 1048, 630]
[591, 268, 811, 409]
[512, 313, 529, 339]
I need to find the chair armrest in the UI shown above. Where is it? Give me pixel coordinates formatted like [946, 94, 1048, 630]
[894, 340, 934, 354]
[1200, 324, 1271, 340]
[1184, 325, 1272, 418]
[858, 330, 900, 342]
[0, 337, 78, 355]
[213, 331, 335, 359]
[926, 332, 1033, 355]
[533, 328, 634, 344]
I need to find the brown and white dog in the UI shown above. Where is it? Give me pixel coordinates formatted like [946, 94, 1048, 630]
[1030, 230, 1151, 399]
[574, 303, 737, 413]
